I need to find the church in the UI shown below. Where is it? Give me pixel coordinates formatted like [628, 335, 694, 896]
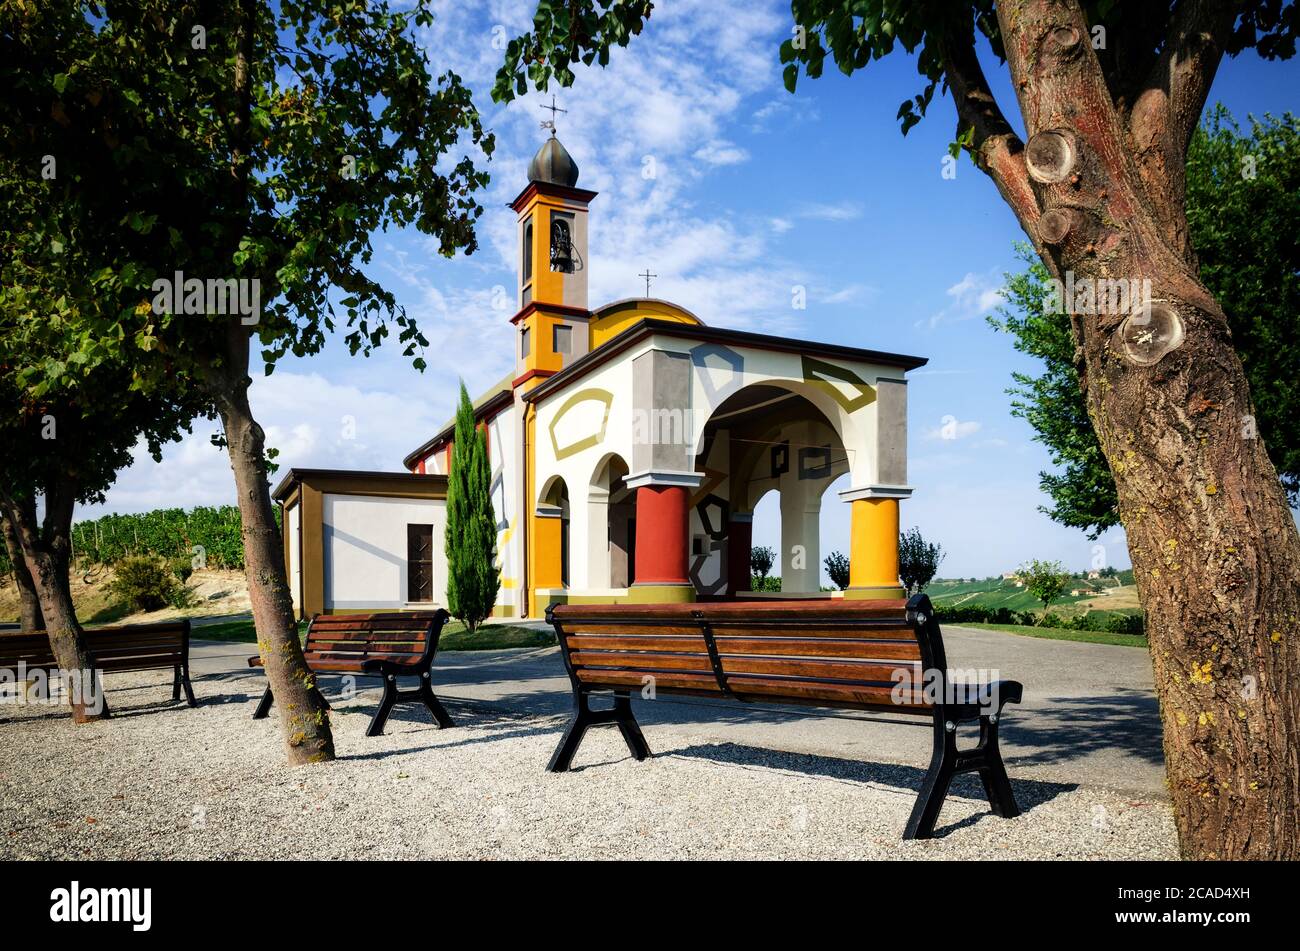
[272, 133, 926, 620]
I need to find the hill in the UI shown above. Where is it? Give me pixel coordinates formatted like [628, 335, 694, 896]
[926, 570, 1138, 617]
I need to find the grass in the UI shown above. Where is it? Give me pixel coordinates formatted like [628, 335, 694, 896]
[189, 616, 555, 651]
[956, 621, 1148, 648]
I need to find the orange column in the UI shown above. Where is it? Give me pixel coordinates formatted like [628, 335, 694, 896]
[848, 497, 904, 598]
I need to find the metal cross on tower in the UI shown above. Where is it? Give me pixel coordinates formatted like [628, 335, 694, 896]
[539, 95, 567, 135]
[638, 268, 657, 296]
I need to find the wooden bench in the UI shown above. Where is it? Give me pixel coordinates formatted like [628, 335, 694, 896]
[0, 620, 196, 706]
[545, 594, 1022, 839]
[249, 611, 453, 737]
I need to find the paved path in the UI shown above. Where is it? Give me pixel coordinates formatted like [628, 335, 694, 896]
[190, 624, 1165, 797]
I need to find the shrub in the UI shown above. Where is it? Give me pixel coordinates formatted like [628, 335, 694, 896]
[169, 555, 195, 584]
[108, 557, 179, 612]
[824, 551, 850, 590]
[750, 574, 782, 592]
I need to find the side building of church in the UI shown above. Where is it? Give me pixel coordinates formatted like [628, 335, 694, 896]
[273, 135, 927, 621]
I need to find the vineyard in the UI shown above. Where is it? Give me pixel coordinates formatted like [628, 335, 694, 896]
[0, 505, 277, 575]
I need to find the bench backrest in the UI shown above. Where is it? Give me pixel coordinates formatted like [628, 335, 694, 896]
[303, 611, 449, 670]
[548, 595, 949, 714]
[0, 620, 191, 673]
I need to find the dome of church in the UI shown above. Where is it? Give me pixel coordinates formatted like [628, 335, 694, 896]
[528, 134, 580, 187]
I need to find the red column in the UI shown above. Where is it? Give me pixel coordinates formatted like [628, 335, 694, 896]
[633, 485, 690, 584]
[727, 516, 752, 594]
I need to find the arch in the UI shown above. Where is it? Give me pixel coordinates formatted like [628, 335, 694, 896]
[694, 384, 851, 595]
[535, 475, 570, 589]
[587, 452, 634, 588]
[691, 378, 865, 485]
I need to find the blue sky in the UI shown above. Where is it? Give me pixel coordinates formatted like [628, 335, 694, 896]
[89, 0, 1300, 582]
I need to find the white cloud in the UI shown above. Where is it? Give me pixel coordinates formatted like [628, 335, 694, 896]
[78, 371, 446, 518]
[918, 269, 1006, 330]
[796, 201, 864, 222]
[693, 140, 750, 166]
[923, 418, 983, 441]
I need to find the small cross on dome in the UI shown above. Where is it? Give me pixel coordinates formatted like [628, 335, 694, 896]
[539, 95, 567, 136]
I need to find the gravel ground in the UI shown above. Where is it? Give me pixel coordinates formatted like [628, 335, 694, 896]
[0, 668, 1177, 860]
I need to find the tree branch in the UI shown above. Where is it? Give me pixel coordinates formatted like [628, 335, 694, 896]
[1128, 0, 1237, 261]
[937, 23, 1041, 238]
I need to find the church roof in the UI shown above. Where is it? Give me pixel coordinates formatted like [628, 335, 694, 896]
[401, 373, 514, 471]
[527, 134, 580, 187]
[522, 317, 928, 404]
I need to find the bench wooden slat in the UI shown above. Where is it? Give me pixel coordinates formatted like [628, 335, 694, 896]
[569, 650, 714, 673]
[565, 634, 708, 653]
[705, 622, 919, 640]
[713, 636, 921, 661]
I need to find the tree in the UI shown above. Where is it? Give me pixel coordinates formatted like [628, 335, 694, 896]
[0, 364, 202, 721]
[496, 0, 1300, 860]
[1, 509, 44, 632]
[3, 0, 492, 762]
[1016, 559, 1070, 619]
[1, 166, 206, 720]
[445, 383, 500, 634]
[750, 546, 775, 583]
[898, 527, 945, 595]
[991, 108, 1300, 535]
[824, 550, 850, 590]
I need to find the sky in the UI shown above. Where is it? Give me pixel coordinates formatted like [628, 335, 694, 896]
[83, 0, 1300, 583]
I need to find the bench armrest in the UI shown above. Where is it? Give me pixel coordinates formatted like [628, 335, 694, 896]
[247, 656, 264, 669]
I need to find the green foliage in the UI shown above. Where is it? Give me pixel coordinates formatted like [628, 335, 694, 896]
[68, 506, 268, 570]
[898, 527, 944, 594]
[990, 108, 1300, 533]
[750, 574, 782, 593]
[2, 0, 495, 401]
[750, 546, 775, 581]
[1015, 559, 1070, 616]
[935, 602, 1143, 635]
[823, 550, 850, 590]
[444, 382, 500, 633]
[108, 556, 179, 613]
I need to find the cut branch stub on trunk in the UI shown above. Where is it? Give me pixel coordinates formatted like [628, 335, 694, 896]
[1038, 206, 1086, 245]
[1115, 302, 1185, 366]
[1025, 129, 1079, 184]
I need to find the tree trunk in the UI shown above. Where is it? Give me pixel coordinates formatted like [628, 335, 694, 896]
[2, 505, 44, 632]
[210, 324, 334, 764]
[987, 0, 1300, 858]
[1081, 264, 1300, 860]
[0, 490, 107, 722]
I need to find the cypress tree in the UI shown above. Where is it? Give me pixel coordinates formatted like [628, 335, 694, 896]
[445, 381, 501, 633]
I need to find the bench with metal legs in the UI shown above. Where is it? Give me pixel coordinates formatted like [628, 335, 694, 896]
[545, 595, 1023, 840]
[249, 610, 453, 737]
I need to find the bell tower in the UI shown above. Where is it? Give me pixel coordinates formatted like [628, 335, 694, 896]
[510, 132, 597, 392]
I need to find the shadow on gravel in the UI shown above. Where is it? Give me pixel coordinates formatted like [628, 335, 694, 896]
[1000, 688, 1163, 767]
[667, 741, 1078, 837]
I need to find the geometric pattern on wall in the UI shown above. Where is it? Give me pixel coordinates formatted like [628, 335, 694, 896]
[801, 355, 876, 412]
[689, 538, 728, 596]
[695, 493, 730, 541]
[798, 445, 833, 480]
[690, 343, 745, 409]
[548, 387, 614, 460]
[770, 440, 789, 478]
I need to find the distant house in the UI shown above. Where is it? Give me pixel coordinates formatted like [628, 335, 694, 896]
[1087, 570, 1102, 579]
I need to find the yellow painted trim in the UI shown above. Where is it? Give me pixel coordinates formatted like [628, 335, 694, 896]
[301, 484, 325, 620]
[548, 387, 613, 459]
[848, 497, 900, 590]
